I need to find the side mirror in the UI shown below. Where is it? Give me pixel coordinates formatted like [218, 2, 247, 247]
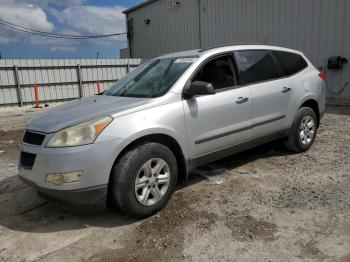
[183, 81, 216, 98]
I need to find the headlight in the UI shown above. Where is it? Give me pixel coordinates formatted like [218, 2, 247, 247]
[47, 116, 113, 147]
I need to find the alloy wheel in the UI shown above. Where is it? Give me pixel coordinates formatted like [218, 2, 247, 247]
[299, 116, 315, 145]
[134, 158, 171, 207]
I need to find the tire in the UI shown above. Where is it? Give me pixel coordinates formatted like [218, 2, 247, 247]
[110, 142, 178, 218]
[284, 107, 318, 153]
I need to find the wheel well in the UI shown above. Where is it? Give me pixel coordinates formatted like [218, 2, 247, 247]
[300, 99, 320, 125]
[111, 134, 188, 184]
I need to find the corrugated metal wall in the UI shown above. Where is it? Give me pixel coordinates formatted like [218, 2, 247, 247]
[0, 59, 141, 107]
[126, 0, 350, 99]
[127, 0, 200, 58]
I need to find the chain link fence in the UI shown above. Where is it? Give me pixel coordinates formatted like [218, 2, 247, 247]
[0, 59, 141, 107]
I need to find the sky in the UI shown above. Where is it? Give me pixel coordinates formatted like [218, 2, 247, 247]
[0, 0, 143, 59]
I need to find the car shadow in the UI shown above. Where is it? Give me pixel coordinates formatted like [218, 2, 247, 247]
[0, 139, 293, 234]
[0, 175, 138, 233]
[325, 104, 350, 116]
[184, 139, 292, 182]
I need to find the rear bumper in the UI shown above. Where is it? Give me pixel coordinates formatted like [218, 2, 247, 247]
[19, 176, 107, 213]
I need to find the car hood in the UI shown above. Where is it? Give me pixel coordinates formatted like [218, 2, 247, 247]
[27, 95, 150, 133]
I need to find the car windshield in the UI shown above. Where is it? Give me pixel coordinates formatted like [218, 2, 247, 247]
[104, 57, 196, 98]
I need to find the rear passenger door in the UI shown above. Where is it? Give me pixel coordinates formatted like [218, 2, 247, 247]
[234, 50, 291, 138]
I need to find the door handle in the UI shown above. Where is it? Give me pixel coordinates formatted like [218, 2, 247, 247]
[236, 97, 249, 104]
[281, 87, 291, 93]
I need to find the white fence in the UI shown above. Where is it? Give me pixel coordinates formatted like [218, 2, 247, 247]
[0, 59, 141, 107]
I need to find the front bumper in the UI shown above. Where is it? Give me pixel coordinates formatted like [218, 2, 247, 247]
[20, 176, 107, 212]
[18, 134, 129, 212]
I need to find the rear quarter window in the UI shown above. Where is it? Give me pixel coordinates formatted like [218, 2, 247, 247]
[272, 51, 308, 76]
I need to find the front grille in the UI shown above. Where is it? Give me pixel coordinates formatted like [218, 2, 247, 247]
[20, 151, 36, 170]
[23, 130, 45, 146]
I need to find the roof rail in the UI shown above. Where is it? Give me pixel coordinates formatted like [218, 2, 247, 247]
[199, 43, 289, 52]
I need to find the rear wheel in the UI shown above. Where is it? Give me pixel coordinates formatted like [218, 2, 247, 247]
[284, 107, 318, 152]
[110, 142, 178, 218]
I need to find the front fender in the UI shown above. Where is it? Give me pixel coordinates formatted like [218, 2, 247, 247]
[122, 127, 188, 156]
[98, 100, 189, 161]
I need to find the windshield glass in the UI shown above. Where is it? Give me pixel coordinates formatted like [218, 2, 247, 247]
[104, 57, 196, 98]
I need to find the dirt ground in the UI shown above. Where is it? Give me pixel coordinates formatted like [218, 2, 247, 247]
[0, 104, 349, 262]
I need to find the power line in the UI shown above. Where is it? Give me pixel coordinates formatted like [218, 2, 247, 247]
[0, 19, 126, 39]
[0, 18, 126, 39]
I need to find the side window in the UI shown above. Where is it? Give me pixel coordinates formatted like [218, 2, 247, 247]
[272, 51, 308, 76]
[235, 50, 281, 85]
[193, 55, 236, 90]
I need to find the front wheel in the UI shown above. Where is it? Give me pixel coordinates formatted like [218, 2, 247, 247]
[109, 142, 178, 218]
[284, 107, 318, 153]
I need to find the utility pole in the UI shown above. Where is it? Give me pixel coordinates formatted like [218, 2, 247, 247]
[96, 52, 99, 59]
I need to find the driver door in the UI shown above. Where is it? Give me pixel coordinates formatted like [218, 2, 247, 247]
[182, 54, 253, 162]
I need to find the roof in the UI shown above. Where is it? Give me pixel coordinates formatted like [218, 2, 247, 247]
[123, 0, 158, 14]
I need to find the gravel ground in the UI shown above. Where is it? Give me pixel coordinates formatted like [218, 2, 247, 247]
[0, 105, 349, 262]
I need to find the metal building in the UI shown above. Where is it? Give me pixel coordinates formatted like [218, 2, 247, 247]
[123, 0, 350, 100]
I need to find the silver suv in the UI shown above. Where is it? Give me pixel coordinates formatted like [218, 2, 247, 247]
[19, 45, 325, 218]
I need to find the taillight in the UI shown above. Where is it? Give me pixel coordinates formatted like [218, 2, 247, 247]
[319, 73, 326, 80]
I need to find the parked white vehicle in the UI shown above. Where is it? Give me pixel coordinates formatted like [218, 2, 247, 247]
[19, 45, 325, 218]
